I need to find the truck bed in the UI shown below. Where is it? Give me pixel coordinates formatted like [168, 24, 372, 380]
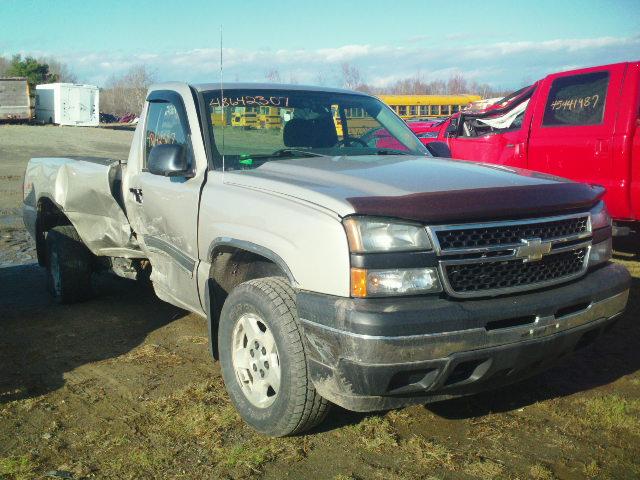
[23, 156, 142, 258]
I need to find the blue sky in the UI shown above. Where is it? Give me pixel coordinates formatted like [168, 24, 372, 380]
[1, 0, 639, 89]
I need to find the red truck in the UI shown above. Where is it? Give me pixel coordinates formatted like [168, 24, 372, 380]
[412, 61, 640, 233]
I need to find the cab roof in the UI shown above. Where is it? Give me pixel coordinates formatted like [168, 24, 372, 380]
[191, 82, 371, 96]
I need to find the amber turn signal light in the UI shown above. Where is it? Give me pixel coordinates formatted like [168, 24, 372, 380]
[350, 268, 368, 298]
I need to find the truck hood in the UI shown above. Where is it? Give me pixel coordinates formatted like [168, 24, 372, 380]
[223, 155, 603, 223]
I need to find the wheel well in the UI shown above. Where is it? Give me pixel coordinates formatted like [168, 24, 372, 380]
[206, 246, 289, 359]
[35, 198, 72, 266]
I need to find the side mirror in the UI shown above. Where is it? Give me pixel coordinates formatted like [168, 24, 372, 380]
[425, 141, 452, 158]
[148, 144, 191, 177]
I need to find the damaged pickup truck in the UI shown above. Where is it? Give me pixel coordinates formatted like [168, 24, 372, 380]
[23, 83, 631, 436]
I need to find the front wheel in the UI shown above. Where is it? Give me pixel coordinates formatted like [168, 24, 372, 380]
[218, 277, 329, 436]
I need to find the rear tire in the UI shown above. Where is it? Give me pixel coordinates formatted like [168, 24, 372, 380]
[45, 225, 93, 304]
[218, 277, 330, 436]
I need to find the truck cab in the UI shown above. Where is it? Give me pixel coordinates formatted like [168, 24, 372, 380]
[417, 61, 640, 229]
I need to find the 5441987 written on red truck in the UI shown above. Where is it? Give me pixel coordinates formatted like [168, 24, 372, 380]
[410, 61, 640, 235]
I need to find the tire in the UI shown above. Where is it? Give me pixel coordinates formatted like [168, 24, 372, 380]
[45, 225, 93, 304]
[218, 277, 330, 436]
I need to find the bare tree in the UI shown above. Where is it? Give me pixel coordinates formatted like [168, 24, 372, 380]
[265, 69, 282, 83]
[362, 73, 507, 99]
[446, 74, 468, 94]
[340, 62, 363, 90]
[100, 64, 155, 116]
[39, 57, 78, 83]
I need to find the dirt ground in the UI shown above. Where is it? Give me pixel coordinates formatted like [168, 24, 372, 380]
[1, 125, 639, 480]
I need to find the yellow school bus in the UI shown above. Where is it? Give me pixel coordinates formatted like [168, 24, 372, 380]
[231, 107, 258, 128]
[333, 106, 378, 138]
[257, 106, 282, 129]
[210, 106, 230, 126]
[377, 94, 482, 119]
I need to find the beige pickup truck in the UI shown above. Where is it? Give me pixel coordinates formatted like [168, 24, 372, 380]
[23, 83, 630, 436]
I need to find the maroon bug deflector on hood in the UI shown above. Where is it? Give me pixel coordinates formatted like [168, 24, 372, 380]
[346, 182, 605, 224]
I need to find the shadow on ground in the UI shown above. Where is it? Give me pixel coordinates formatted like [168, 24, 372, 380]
[0, 263, 186, 403]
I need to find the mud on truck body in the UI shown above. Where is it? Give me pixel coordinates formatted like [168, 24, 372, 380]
[23, 82, 630, 436]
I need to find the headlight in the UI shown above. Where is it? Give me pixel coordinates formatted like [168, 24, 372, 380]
[588, 202, 612, 267]
[343, 216, 432, 253]
[589, 238, 612, 267]
[590, 201, 612, 230]
[351, 267, 442, 297]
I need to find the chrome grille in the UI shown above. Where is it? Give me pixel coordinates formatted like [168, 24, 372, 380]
[436, 216, 589, 251]
[444, 248, 587, 294]
[428, 213, 592, 298]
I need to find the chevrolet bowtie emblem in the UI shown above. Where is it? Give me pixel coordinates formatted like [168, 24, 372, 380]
[515, 238, 552, 262]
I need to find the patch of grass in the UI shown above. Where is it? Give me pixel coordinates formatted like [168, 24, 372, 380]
[0, 455, 36, 480]
[178, 335, 208, 345]
[120, 379, 305, 476]
[403, 435, 458, 471]
[579, 394, 640, 432]
[583, 459, 600, 478]
[333, 474, 358, 480]
[223, 444, 275, 472]
[465, 458, 504, 478]
[347, 416, 398, 450]
[145, 378, 241, 441]
[120, 344, 183, 366]
[529, 463, 554, 480]
[128, 448, 173, 472]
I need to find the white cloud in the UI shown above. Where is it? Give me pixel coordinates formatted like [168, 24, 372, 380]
[9, 34, 639, 89]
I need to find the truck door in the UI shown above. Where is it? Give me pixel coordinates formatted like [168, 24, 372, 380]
[527, 65, 624, 191]
[446, 97, 532, 168]
[125, 88, 207, 313]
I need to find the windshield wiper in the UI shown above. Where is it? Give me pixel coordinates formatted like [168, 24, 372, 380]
[374, 149, 411, 156]
[271, 148, 329, 158]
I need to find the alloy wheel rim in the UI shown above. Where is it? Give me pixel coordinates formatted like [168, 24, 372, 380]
[231, 312, 281, 408]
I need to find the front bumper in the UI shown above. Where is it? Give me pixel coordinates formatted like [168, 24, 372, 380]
[298, 263, 631, 412]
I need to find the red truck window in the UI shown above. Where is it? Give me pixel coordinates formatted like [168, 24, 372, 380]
[542, 71, 609, 127]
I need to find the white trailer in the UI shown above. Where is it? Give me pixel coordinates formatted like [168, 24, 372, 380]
[35, 83, 99, 126]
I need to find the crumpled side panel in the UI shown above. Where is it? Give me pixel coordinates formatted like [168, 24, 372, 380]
[26, 157, 142, 258]
[57, 160, 141, 256]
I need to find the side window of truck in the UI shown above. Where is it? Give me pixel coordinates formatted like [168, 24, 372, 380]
[542, 71, 609, 127]
[144, 101, 189, 169]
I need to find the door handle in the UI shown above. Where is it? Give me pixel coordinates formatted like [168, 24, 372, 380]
[129, 188, 143, 204]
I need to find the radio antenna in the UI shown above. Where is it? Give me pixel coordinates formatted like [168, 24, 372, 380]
[220, 24, 225, 171]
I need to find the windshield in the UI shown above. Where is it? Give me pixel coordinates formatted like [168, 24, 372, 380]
[201, 89, 429, 171]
